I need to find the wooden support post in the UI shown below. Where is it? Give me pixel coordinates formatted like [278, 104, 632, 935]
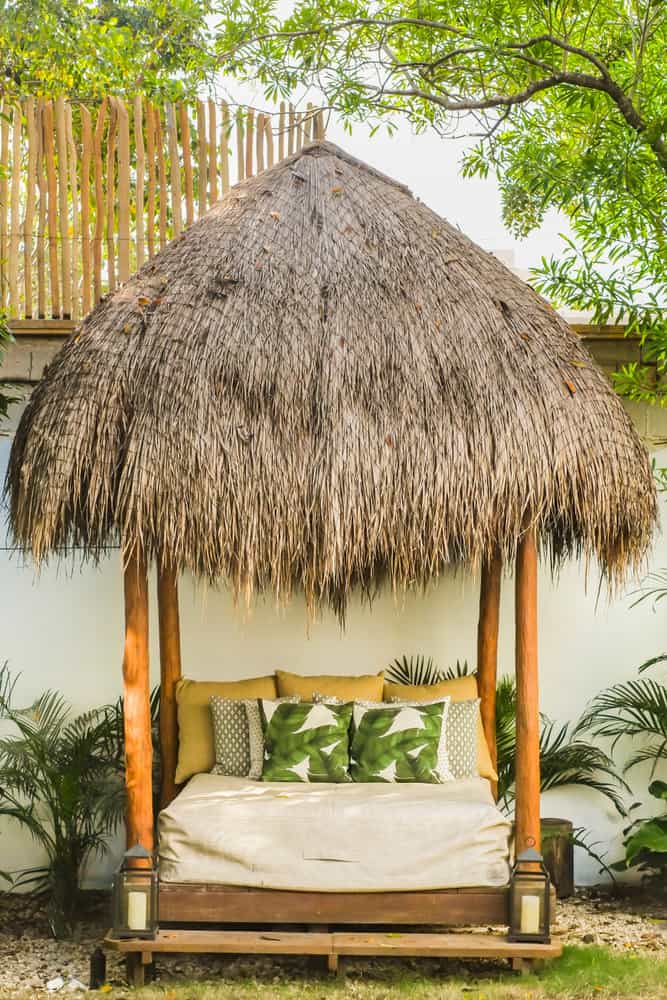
[122, 548, 153, 851]
[514, 526, 541, 855]
[157, 562, 182, 809]
[477, 550, 501, 786]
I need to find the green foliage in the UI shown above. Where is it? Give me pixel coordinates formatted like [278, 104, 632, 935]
[386, 654, 468, 686]
[0, 664, 126, 937]
[0, 0, 216, 100]
[351, 702, 443, 783]
[0, 315, 20, 429]
[495, 676, 626, 814]
[261, 701, 353, 782]
[218, 1, 667, 405]
[612, 781, 667, 883]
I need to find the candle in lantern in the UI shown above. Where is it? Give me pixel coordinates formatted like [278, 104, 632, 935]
[520, 894, 541, 935]
[127, 890, 147, 931]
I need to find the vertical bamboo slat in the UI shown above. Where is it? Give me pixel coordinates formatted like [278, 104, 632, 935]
[304, 102, 314, 143]
[134, 95, 145, 270]
[288, 104, 295, 156]
[178, 103, 194, 226]
[265, 114, 274, 168]
[296, 113, 304, 151]
[54, 97, 71, 317]
[207, 99, 218, 206]
[166, 102, 181, 238]
[145, 102, 156, 259]
[220, 101, 230, 196]
[23, 98, 37, 318]
[36, 100, 47, 317]
[154, 106, 167, 250]
[92, 98, 108, 304]
[256, 113, 265, 173]
[9, 104, 22, 317]
[117, 98, 131, 284]
[235, 108, 245, 183]
[80, 105, 92, 316]
[43, 100, 60, 318]
[245, 108, 254, 179]
[196, 101, 207, 217]
[0, 103, 8, 311]
[65, 103, 80, 320]
[106, 98, 118, 292]
[278, 101, 286, 162]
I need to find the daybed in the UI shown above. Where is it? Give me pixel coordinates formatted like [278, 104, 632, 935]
[7, 139, 656, 977]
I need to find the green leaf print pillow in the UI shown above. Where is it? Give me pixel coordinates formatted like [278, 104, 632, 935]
[260, 700, 353, 782]
[350, 701, 446, 783]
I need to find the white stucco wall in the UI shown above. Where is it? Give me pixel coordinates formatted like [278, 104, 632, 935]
[1, 401, 666, 888]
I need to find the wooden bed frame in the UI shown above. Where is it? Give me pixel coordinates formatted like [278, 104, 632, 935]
[112, 538, 561, 972]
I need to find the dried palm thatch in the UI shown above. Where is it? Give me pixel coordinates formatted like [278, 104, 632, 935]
[6, 141, 657, 616]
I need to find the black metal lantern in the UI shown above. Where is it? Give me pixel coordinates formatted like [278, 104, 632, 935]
[508, 846, 551, 944]
[111, 844, 159, 939]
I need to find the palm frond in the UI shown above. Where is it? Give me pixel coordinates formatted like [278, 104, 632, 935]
[581, 679, 667, 769]
[386, 655, 444, 686]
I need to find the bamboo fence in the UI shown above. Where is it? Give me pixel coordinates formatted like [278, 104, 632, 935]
[0, 96, 325, 321]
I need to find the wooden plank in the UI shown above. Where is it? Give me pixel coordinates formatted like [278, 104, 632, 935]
[123, 548, 153, 851]
[23, 97, 38, 318]
[278, 101, 285, 161]
[105, 929, 562, 962]
[515, 525, 541, 855]
[54, 96, 71, 317]
[207, 99, 218, 205]
[220, 101, 230, 196]
[158, 885, 510, 926]
[235, 107, 245, 182]
[43, 100, 60, 318]
[196, 100, 207, 215]
[105, 98, 118, 292]
[65, 102, 80, 320]
[154, 105, 167, 250]
[9, 318, 75, 334]
[178, 103, 194, 225]
[106, 929, 333, 956]
[145, 102, 156, 258]
[79, 105, 92, 316]
[165, 102, 181, 237]
[265, 113, 274, 168]
[9, 103, 21, 318]
[245, 107, 254, 178]
[332, 932, 562, 960]
[0, 100, 9, 311]
[36, 99, 47, 317]
[134, 95, 146, 269]
[92, 98, 108, 304]
[477, 550, 501, 788]
[157, 563, 182, 809]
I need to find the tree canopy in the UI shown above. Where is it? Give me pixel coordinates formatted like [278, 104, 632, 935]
[218, 0, 667, 403]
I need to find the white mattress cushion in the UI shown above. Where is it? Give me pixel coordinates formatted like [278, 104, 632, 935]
[159, 773, 511, 892]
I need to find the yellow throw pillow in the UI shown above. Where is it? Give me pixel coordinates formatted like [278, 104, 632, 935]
[275, 669, 384, 703]
[175, 675, 277, 784]
[382, 674, 497, 782]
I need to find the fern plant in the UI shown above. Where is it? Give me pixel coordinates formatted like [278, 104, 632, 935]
[0, 665, 126, 937]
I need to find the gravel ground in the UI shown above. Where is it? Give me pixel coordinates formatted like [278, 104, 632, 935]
[0, 888, 665, 996]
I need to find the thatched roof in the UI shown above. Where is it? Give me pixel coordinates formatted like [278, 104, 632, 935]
[6, 141, 657, 613]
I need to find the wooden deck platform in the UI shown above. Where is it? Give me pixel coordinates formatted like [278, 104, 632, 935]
[105, 928, 563, 985]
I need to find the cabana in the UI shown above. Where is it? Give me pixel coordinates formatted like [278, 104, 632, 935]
[6, 142, 656, 977]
